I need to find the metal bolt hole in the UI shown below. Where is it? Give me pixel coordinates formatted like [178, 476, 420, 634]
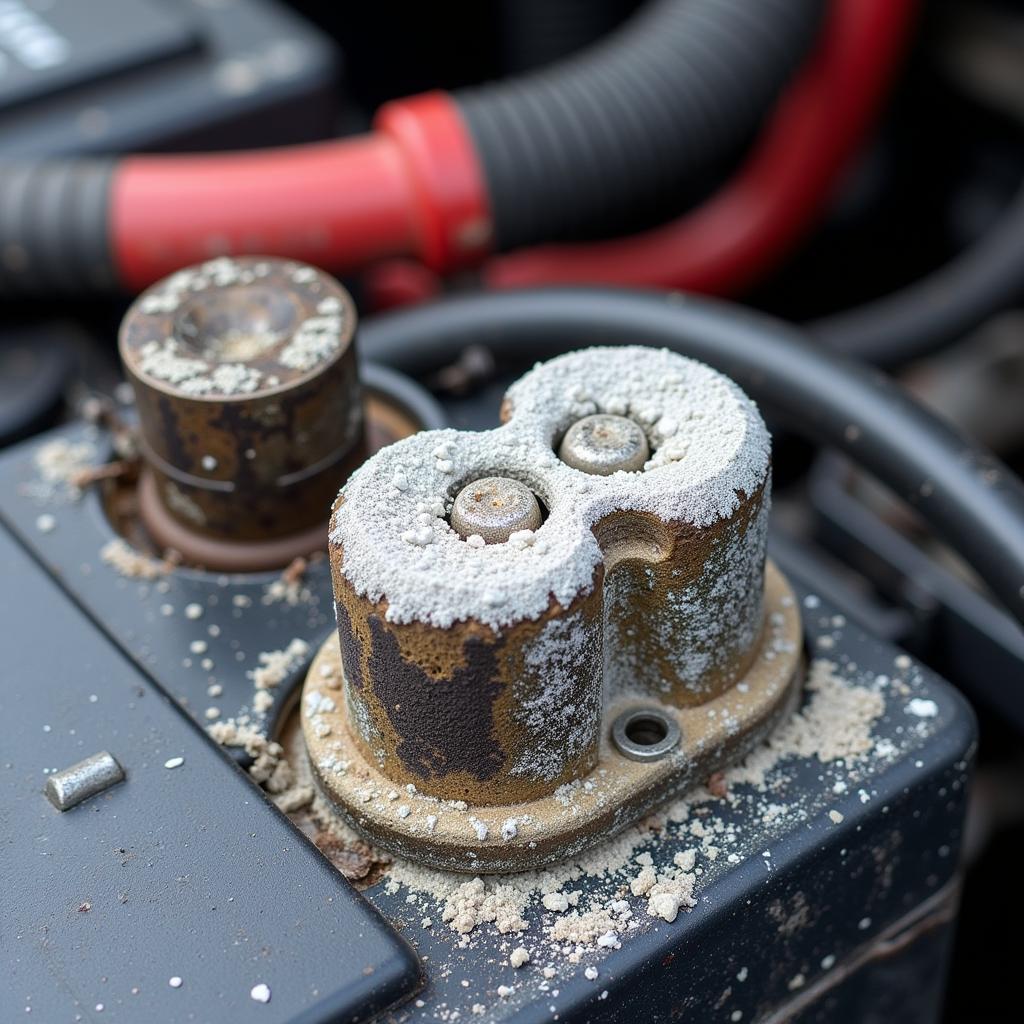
[611, 707, 681, 762]
[626, 716, 667, 746]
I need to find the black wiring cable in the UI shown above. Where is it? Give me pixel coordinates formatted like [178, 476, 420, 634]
[360, 287, 1024, 627]
[810, 180, 1024, 367]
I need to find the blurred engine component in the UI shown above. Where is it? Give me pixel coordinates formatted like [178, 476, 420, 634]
[0, 0, 851, 295]
[0, 0, 337, 157]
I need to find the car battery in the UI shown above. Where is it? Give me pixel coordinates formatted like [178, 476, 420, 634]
[0, 265, 975, 1023]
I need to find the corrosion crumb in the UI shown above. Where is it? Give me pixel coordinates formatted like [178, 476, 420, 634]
[510, 947, 530, 968]
[313, 832, 391, 883]
[100, 538, 176, 580]
[70, 459, 134, 490]
[707, 771, 728, 798]
[283, 556, 308, 586]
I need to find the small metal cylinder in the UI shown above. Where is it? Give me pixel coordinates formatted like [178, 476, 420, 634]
[558, 413, 649, 475]
[120, 257, 361, 566]
[449, 477, 543, 543]
[45, 751, 125, 811]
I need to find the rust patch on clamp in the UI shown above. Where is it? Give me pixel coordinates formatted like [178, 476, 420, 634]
[330, 554, 604, 805]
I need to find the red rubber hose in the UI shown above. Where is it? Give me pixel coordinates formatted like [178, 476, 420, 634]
[111, 93, 492, 291]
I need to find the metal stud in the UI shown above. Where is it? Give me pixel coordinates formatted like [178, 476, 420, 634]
[450, 476, 542, 544]
[558, 414, 649, 475]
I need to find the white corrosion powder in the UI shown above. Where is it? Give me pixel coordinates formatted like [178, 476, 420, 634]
[510, 947, 530, 968]
[132, 258, 347, 395]
[278, 299, 344, 370]
[330, 347, 769, 629]
[209, 720, 313, 812]
[244, 651, 923, 982]
[100, 538, 173, 580]
[250, 983, 271, 1004]
[248, 638, 310, 691]
[34, 438, 96, 487]
[25, 437, 98, 503]
[728, 660, 885, 788]
[509, 610, 602, 782]
[356, 659, 890, 953]
[906, 698, 938, 718]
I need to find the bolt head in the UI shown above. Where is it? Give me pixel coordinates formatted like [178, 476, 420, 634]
[558, 414, 649, 475]
[450, 477, 542, 544]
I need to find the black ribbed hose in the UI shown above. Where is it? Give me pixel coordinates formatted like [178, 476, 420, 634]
[457, 0, 827, 248]
[0, 160, 116, 295]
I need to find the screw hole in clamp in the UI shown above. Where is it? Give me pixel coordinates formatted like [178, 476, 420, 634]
[611, 707, 681, 762]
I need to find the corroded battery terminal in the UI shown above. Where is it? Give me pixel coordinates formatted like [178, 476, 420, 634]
[303, 347, 803, 871]
[120, 257, 417, 571]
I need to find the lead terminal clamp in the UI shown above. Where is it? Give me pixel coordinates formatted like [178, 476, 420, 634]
[303, 346, 803, 872]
